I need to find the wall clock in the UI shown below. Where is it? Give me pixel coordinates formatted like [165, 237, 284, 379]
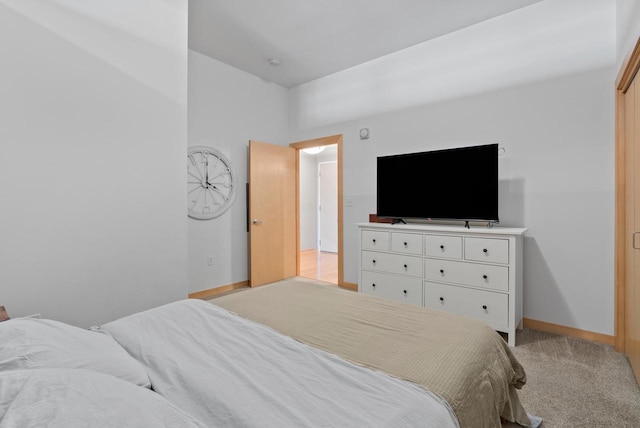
[187, 146, 235, 220]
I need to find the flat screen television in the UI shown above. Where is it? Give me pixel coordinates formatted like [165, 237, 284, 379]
[376, 143, 499, 223]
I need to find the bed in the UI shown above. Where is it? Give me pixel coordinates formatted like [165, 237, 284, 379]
[100, 298, 459, 427]
[212, 279, 534, 428]
[0, 280, 539, 428]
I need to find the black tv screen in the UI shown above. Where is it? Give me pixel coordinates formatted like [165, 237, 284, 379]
[376, 144, 499, 223]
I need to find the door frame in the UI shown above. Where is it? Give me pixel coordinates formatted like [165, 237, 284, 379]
[615, 36, 640, 352]
[290, 135, 348, 288]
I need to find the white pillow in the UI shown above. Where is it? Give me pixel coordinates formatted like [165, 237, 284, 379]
[0, 369, 206, 428]
[0, 318, 151, 388]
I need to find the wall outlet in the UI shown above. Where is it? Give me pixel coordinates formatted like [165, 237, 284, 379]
[207, 256, 214, 266]
[345, 197, 354, 207]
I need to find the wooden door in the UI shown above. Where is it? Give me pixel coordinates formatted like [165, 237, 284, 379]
[248, 140, 297, 287]
[625, 77, 640, 380]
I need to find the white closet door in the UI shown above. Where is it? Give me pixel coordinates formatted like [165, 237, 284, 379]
[319, 162, 338, 253]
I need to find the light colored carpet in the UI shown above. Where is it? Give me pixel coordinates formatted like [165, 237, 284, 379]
[209, 278, 640, 427]
[503, 328, 640, 428]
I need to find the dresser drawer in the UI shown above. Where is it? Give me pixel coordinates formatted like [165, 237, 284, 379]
[465, 237, 509, 264]
[424, 258, 508, 291]
[424, 235, 462, 259]
[391, 232, 423, 255]
[362, 251, 423, 277]
[362, 230, 390, 251]
[361, 271, 423, 306]
[425, 282, 508, 327]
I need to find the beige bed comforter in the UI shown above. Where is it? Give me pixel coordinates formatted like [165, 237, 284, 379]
[213, 279, 531, 428]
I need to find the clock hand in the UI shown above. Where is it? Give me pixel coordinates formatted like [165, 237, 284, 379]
[205, 159, 209, 187]
[209, 178, 232, 189]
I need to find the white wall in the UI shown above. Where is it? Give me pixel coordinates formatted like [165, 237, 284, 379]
[0, 0, 188, 327]
[188, 50, 289, 293]
[289, 3, 616, 336]
[300, 152, 319, 250]
[616, 0, 640, 69]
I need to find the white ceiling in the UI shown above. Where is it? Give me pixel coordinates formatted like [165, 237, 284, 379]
[189, 0, 543, 88]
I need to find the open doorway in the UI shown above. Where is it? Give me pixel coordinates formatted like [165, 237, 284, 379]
[299, 146, 338, 284]
[290, 135, 344, 287]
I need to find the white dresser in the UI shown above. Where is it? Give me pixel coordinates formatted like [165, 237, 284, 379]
[357, 222, 527, 346]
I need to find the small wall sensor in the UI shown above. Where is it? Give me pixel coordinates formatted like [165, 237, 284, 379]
[359, 128, 370, 140]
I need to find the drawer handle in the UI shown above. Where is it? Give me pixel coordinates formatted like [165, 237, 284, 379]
[439, 269, 444, 274]
[403, 264, 408, 269]
[372, 260, 376, 264]
[404, 242, 408, 247]
[440, 245, 445, 250]
[372, 283, 376, 288]
[482, 274, 488, 280]
[403, 290, 407, 294]
[482, 305, 487, 310]
[439, 297, 444, 302]
[483, 248, 488, 253]
[372, 239, 376, 243]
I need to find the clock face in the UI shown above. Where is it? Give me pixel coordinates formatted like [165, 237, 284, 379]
[187, 146, 235, 220]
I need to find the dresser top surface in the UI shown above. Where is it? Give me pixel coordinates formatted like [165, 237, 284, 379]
[357, 222, 527, 236]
